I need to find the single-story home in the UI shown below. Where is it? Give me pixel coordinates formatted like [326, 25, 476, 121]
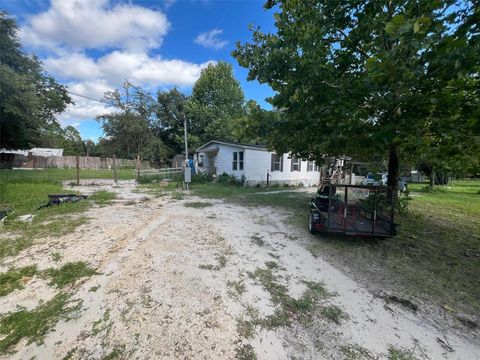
[195, 140, 320, 187]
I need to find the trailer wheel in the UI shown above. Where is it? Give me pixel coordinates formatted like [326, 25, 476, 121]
[309, 212, 317, 234]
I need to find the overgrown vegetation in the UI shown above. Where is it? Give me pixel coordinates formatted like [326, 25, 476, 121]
[43, 261, 98, 288]
[0, 293, 82, 354]
[0, 265, 37, 297]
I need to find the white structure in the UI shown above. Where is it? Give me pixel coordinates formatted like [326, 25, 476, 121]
[29, 148, 63, 157]
[195, 140, 320, 187]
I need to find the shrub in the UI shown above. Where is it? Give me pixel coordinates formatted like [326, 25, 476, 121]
[217, 173, 244, 186]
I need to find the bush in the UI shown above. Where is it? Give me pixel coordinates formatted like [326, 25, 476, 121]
[217, 173, 244, 186]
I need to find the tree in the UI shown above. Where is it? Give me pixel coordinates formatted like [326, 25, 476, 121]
[0, 11, 72, 148]
[62, 126, 85, 156]
[155, 88, 193, 156]
[233, 100, 277, 144]
[233, 1, 479, 191]
[187, 62, 245, 145]
[97, 81, 169, 163]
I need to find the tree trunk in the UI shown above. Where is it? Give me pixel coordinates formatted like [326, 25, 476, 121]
[387, 146, 399, 203]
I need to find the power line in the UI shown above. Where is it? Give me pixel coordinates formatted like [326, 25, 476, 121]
[67, 90, 107, 103]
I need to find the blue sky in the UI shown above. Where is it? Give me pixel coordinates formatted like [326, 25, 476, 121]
[2, 0, 276, 141]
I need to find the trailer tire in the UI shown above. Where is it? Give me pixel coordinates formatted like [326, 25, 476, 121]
[309, 212, 317, 234]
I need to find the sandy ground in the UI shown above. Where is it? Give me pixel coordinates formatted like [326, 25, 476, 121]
[0, 182, 478, 359]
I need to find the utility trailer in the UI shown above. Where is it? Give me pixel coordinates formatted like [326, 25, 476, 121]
[309, 184, 395, 237]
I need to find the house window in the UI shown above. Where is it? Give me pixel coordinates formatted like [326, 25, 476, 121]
[271, 154, 283, 172]
[291, 157, 301, 172]
[307, 161, 314, 172]
[233, 151, 244, 171]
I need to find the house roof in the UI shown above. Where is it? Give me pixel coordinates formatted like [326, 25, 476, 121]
[196, 140, 268, 152]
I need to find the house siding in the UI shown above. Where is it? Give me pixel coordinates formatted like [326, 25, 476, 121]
[196, 142, 319, 187]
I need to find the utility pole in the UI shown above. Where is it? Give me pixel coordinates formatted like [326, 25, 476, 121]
[183, 115, 190, 190]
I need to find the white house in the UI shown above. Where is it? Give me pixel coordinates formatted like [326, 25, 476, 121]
[195, 140, 320, 187]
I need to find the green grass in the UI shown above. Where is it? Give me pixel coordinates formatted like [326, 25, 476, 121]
[0, 168, 135, 184]
[89, 190, 117, 205]
[0, 265, 37, 297]
[387, 346, 417, 360]
[246, 263, 342, 330]
[0, 293, 82, 354]
[43, 261, 98, 288]
[0, 178, 116, 261]
[199, 253, 228, 271]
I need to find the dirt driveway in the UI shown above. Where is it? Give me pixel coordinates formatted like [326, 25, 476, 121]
[1, 182, 478, 359]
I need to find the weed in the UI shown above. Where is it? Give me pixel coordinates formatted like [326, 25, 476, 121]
[0, 293, 83, 353]
[198, 264, 215, 270]
[237, 316, 256, 339]
[184, 202, 212, 208]
[319, 305, 348, 324]
[92, 309, 112, 336]
[339, 344, 375, 359]
[44, 261, 98, 288]
[90, 191, 116, 205]
[235, 343, 257, 360]
[171, 191, 184, 200]
[250, 234, 264, 246]
[227, 279, 246, 298]
[61, 347, 77, 360]
[101, 346, 125, 360]
[51, 252, 62, 262]
[387, 346, 417, 360]
[0, 265, 37, 297]
[199, 254, 227, 271]
[89, 285, 100, 292]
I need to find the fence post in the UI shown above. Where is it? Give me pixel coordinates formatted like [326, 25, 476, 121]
[136, 155, 141, 183]
[112, 154, 118, 185]
[76, 156, 80, 186]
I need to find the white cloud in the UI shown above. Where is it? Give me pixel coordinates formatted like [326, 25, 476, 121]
[194, 28, 228, 50]
[20, 0, 170, 52]
[44, 51, 214, 87]
[47, 53, 215, 125]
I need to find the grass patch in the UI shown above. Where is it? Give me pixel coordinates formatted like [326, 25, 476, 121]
[0, 216, 87, 261]
[0, 293, 82, 354]
[387, 346, 417, 360]
[91, 309, 112, 336]
[89, 191, 116, 205]
[235, 343, 257, 360]
[170, 191, 184, 200]
[199, 254, 227, 271]
[0, 168, 135, 184]
[250, 233, 265, 246]
[247, 263, 341, 330]
[227, 279, 246, 298]
[0, 265, 37, 297]
[0, 182, 113, 261]
[236, 315, 256, 339]
[319, 304, 348, 324]
[339, 344, 375, 359]
[44, 261, 98, 288]
[183, 201, 212, 208]
[51, 252, 62, 262]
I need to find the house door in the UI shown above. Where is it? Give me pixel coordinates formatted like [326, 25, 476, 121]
[207, 153, 216, 176]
